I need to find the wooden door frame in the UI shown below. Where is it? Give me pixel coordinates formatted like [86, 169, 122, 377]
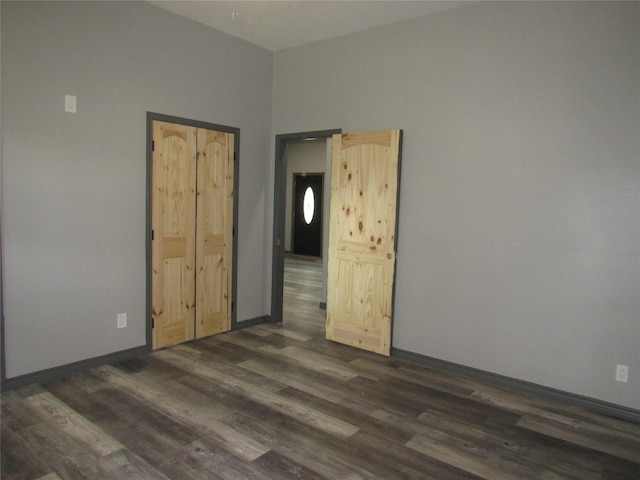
[0, 241, 5, 391]
[146, 112, 240, 348]
[270, 129, 341, 323]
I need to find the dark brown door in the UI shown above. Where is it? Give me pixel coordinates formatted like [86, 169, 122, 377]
[292, 174, 323, 257]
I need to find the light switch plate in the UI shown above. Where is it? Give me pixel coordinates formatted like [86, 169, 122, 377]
[65, 94, 77, 113]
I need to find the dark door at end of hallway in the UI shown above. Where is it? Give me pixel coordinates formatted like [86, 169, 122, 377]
[292, 173, 323, 257]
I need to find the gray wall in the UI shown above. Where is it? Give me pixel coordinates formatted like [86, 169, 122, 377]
[272, 1, 640, 409]
[1, 1, 273, 378]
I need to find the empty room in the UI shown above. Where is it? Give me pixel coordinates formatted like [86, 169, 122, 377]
[1, 1, 639, 478]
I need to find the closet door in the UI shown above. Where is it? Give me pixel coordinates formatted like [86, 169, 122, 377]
[195, 129, 234, 338]
[152, 122, 197, 349]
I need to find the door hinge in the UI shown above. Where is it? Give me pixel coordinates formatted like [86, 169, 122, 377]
[151, 317, 155, 329]
[233, 227, 235, 237]
[231, 302, 234, 312]
[152, 140, 155, 152]
[151, 229, 154, 241]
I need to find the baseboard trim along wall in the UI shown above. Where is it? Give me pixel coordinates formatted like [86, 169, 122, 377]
[3, 315, 271, 391]
[3, 345, 151, 391]
[235, 315, 270, 329]
[6, 317, 636, 425]
[392, 347, 640, 424]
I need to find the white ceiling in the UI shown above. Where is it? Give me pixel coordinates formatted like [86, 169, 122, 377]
[149, 1, 472, 51]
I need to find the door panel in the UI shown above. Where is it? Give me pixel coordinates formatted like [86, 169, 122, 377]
[326, 130, 401, 356]
[195, 129, 234, 338]
[152, 121, 197, 349]
[152, 120, 233, 349]
[293, 174, 323, 257]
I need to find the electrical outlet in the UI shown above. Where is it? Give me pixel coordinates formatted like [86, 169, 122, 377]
[615, 364, 629, 383]
[117, 313, 127, 329]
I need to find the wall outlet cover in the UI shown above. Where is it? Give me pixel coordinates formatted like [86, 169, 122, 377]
[615, 364, 629, 383]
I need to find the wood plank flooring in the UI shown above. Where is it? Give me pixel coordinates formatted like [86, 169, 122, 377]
[2, 255, 639, 479]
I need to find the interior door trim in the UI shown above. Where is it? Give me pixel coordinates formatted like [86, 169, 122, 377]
[146, 112, 240, 348]
[270, 129, 341, 324]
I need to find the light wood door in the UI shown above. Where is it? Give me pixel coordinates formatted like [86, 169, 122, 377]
[152, 120, 234, 349]
[152, 121, 197, 349]
[325, 130, 402, 356]
[195, 129, 234, 339]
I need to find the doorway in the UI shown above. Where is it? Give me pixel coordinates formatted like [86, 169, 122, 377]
[292, 173, 323, 257]
[273, 129, 403, 358]
[271, 130, 341, 324]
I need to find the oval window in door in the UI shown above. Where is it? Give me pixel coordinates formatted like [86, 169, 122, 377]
[303, 186, 315, 224]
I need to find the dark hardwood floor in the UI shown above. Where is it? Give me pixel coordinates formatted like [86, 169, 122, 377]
[2, 255, 639, 479]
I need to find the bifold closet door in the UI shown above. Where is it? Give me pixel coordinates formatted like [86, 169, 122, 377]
[152, 121, 197, 349]
[195, 128, 234, 339]
[152, 121, 234, 350]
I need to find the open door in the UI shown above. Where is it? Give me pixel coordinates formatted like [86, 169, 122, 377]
[325, 130, 402, 356]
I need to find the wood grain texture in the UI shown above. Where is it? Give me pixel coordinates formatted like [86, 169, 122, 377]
[2, 256, 639, 479]
[195, 128, 233, 339]
[152, 121, 197, 349]
[152, 121, 234, 349]
[326, 130, 400, 355]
